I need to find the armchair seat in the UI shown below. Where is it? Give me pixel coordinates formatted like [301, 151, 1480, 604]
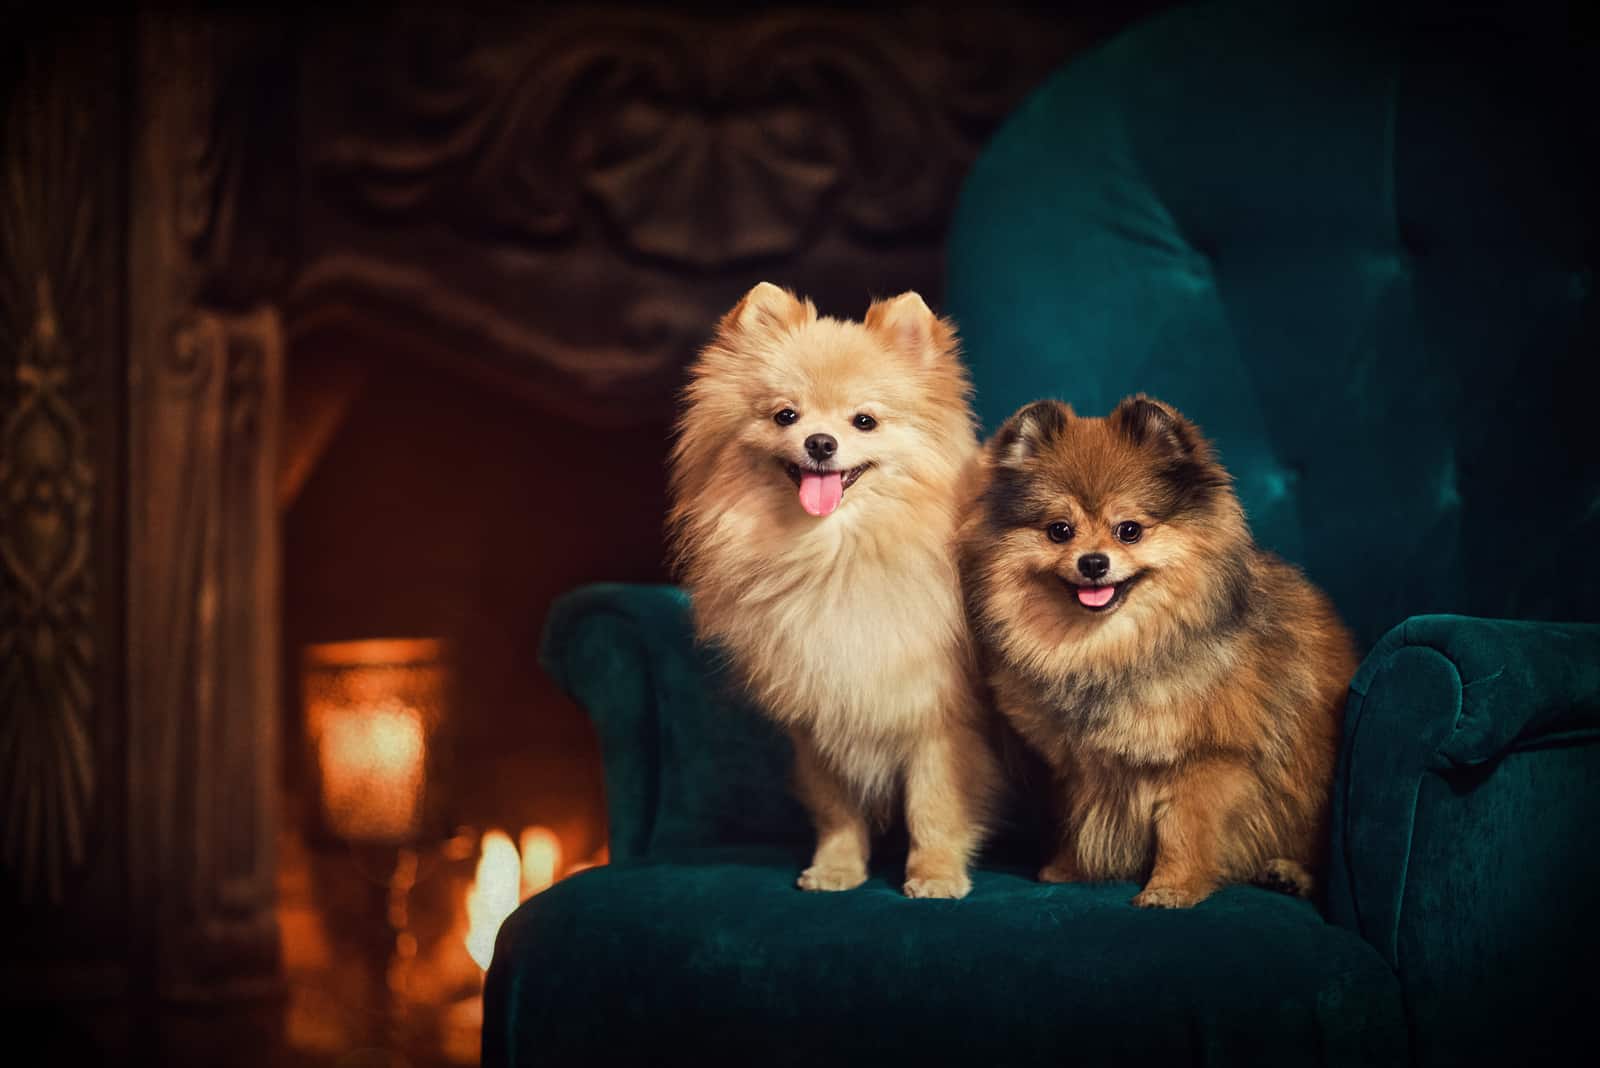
[487, 846, 1407, 1067]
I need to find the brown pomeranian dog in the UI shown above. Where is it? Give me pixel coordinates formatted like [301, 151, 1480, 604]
[669, 282, 999, 899]
[960, 395, 1357, 908]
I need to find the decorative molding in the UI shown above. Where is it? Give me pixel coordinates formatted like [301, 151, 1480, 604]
[0, 29, 111, 909]
[128, 13, 284, 1002]
[296, 7, 1083, 424]
[0, 283, 97, 906]
[132, 304, 285, 1002]
[316, 12, 968, 264]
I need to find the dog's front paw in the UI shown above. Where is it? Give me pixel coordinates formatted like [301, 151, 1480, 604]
[797, 864, 867, 892]
[1037, 861, 1078, 884]
[1131, 883, 1210, 909]
[903, 872, 972, 900]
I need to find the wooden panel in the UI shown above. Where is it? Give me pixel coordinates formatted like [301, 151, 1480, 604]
[0, 14, 131, 1001]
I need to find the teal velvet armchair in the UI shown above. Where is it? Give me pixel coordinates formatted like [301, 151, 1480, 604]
[486, 3, 1597, 1065]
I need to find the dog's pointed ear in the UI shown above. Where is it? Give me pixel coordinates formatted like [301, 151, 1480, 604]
[721, 282, 815, 342]
[990, 400, 1072, 467]
[1111, 395, 1203, 457]
[865, 291, 956, 366]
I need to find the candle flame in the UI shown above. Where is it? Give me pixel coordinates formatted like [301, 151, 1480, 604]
[464, 830, 521, 971]
[463, 826, 598, 971]
[519, 827, 562, 898]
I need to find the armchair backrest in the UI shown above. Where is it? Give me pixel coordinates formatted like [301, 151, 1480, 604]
[947, 1, 1597, 646]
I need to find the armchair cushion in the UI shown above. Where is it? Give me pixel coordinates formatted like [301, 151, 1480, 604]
[485, 846, 1409, 1068]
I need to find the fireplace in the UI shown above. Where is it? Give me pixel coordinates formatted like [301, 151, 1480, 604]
[275, 318, 660, 1062]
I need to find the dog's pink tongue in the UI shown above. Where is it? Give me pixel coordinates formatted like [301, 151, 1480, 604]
[1077, 585, 1116, 608]
[798, 471, 844, 517]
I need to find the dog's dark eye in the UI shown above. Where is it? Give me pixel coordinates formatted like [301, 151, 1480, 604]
[1046, 521, 1074, 543]
[852, 413, 877, 432]
[1115, 521, 1143, 544]
[774, 408, 799, 427]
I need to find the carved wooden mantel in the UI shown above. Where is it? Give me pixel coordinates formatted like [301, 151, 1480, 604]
[2, 3, 1124, 1033]
[291, 6, 1087, 425]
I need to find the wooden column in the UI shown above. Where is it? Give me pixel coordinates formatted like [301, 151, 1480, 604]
[126, 13, 288, 1004]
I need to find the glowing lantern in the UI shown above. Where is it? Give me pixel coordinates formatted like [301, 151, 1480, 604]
[302, 639, 446, 843]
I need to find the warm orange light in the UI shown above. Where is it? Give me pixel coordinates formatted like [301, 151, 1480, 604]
[315, 700, 425, 841]
[564, 843, 609, 879]
[465, 830, 522, 971]
[462, 826, 573, 971]
[518, 827, 562, 898]
[302, 639, 446, 843]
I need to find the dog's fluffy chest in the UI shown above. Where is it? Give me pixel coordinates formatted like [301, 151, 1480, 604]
[722, 538, 966, 740]
[1002, 662, 1222, 769]
[1077, 679, 1201, 767]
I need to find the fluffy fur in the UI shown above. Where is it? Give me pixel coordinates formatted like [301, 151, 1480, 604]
[959, 395, 1358, 908]
[670, 282, 999, 899]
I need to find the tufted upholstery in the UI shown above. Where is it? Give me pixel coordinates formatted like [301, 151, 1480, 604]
[948, 0, 1597, 648]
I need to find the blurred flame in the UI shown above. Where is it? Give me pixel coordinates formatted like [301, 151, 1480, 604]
[463, 826, 602, 971]
[464, 830, 521, 971]
[519, 827, 562, 898]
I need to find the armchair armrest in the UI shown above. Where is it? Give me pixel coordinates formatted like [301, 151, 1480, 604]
[540, 583, 697, 861]
[1327, 614, 1600, 1066]
[539, 583, 805, 862]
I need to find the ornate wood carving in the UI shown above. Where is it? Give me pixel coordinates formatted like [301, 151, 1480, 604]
[0, 17, 121, 924]
[0, 277, 95, 906]
[127, 13, 286, 1002]
[294, 7, 1085, 425]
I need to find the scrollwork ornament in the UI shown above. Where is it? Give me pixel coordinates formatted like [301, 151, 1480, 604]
[311, 9, 1072, 268]
[0, 277, 97, 905]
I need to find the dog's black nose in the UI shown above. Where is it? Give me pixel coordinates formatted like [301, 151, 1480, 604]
[805, 433, 837, 461]
[1077, 553, 1110, 580]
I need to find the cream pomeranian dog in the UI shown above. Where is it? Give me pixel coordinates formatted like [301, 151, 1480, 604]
[669, 282, 998, 898]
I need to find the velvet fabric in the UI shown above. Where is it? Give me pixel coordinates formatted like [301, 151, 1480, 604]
[948, 0, 1596, 649]
[1327, 616, 1600, 1066]
[485, 846, 1408, 1068]
[508, 587, 1600, 1066]
[540, 584, 810, 860]
[488, 2, 1596, 1064]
